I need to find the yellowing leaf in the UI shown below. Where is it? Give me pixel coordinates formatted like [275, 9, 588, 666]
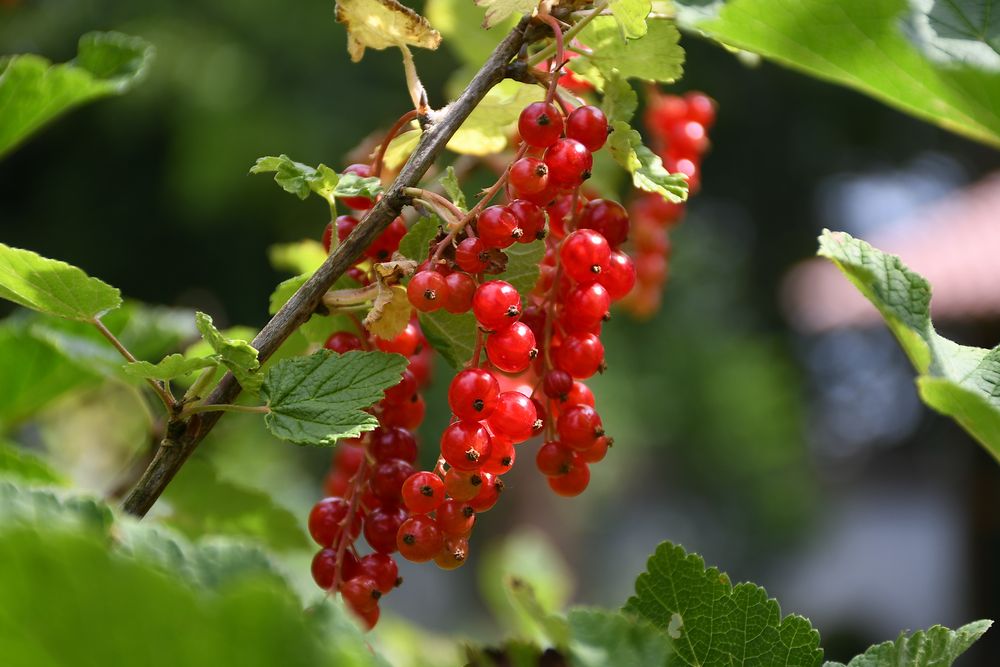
[335, 0, 442, 62]
[381, 127, 422, 170]
[474, 0, 537, 29]
[365, 285, 412, 339]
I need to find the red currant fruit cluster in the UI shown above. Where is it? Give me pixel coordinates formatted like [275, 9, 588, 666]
[308, 320, 432, 630]
[622, 90, 716, 317]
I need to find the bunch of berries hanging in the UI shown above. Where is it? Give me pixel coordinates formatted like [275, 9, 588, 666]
[622, 90, 716, 317]
[301, 12, 715, 631]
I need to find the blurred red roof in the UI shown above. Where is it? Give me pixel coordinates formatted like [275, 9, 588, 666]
[783, 172, 1000, 332]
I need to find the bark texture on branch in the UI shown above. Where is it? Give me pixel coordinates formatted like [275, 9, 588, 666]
[121, 17, 535, 518]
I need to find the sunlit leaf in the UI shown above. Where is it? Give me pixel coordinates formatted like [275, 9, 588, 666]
[335, 0, 442, 62]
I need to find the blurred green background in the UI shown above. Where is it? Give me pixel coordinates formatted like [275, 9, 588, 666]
[2, 0, 999, 663]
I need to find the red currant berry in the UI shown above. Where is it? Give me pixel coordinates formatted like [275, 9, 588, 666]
[468, 473, 503, 512]
[401, 471, 445, 514]
[578, 199, 629, 248]
[324, 331, 364, 354]
[560, 283, 611, 332]
[579, 435, 611, 464]
[544, 138, 593, 187]
[358, 553, 399, 593]
[507, 199, 546, 242]
[518, 102, 564, 148]
[543, 370, 573, 401]
[323, 470, 350, 497]
[341, 576, 382, 613]
[440, 421, 492, 471]
[444, 272, 476, 313]
[488, 391, 538, 443]
[371, 458, 415, 502]
[548, 460, 590, 497]
[481, 436, 515, 475]
[363, 505, 408, 554]
[365, 217, 407, 261]
[473, 280, 521, 331]
[408, 270, 449, 312]
[565, 105, 609, 152]
[336, 215, 359, 243]
[566, 381, 595, 407]
[546, 193, 586, 239]
[536, 440, 576, 476]
[383, 369, 417, 405]
[352, 603, 380, 631]
[370, 426, 418, 463]
[531, 398, 547, 437]
[684, 91, 716, 128]
[308, 497, 362, 547]
[341, 163, 376, 210]
[476, 205, 522, 249]
[557, 404, 604, 451]
[560, 229, 611, 284]
[555, 333, 605, 379]
[455, 237, 491, 273]
[443, 469, 483, 502]
[599, 251, 637, 301]
[333, 442, 366, 475]
[397, 515, 443, 562]
[509, 157, 550, 197]
[448, 368, 500, 421]
[436, 498, 476, 537]
[311, 547, 355, 590]
[485, 321, 537, 373]
[379, 393, 426, 430]
[375, 322, 421, 356]
[434, 536, 469, 570]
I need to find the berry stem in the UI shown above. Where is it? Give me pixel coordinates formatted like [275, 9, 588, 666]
[372, 109, 421, 178]
[537, 13, 565, 105]
[527, 1, 609, 67]
[183, 365, 218, 403]
[92, 317, 177, 412]
[334, 460, 369, 593]
[402, 187, 465, 225]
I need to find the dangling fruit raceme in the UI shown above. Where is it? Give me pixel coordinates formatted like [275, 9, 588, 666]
[299, 13, 715, 630]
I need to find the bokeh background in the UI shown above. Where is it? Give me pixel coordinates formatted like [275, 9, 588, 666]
[2, 0, 999, 663]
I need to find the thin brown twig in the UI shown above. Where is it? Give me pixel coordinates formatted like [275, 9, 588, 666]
[92, 318, 176, 412]
[120, 16, 538, 519]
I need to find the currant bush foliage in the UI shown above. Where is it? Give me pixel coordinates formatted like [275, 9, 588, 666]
[624, 542, 823, 667]
[261, 350, 408, 445]
[819, 230, 1000, 461]
[675, 0, 1000, 148]
[0, 31, 153, 158]
[822, 621, 993, 667]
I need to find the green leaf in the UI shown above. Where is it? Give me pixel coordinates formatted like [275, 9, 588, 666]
[610, 0, 653, 39]
[473, 0, 537, 29]
[0, 527, 377, 666]
[440, 165, 468, 210]
[426, 0, 518, 65]
[448, 80, 544, 155]
[251, 155, 381, 203]
[124, 354, 218, 381]
[678, 0, 1000, 148]
[0, 31, 153, 159]
[261, 350, 407, 446]
[419, 310, 477, 369]
[195, 312, 262, 394]
[268, 240, 328, 275]
[398, 216, 443, 262]
[624, 541, 823, 667]
[602, 71, 639, 124]
[608, 121, 689, 203]
[0, 324, 101, 430]
[0, 481, 113, 534]
[818, 230, 1000, 461]
[0, 441, 65, 486]
[0, 243, 122, 321]
[505, 577, 570, 646]
[568, 608, 673, 667]
[162, 457, 310, 551]
[823, 620, 992, 667]
[579, 17, 684, 83]
[381, 128, 422, 170]
[501, 241, 546, 297]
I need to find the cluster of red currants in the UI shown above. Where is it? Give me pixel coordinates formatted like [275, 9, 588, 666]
[622, 90, 716, 317]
